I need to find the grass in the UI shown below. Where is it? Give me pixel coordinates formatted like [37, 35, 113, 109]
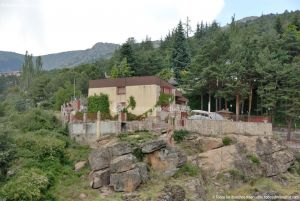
[222, 136, 232, 146]
[227, 173, 300, 196]
[172, 130, 189, 143]
[118, 131, 157, 146]
[174, 163, 200, 178]
[248, 154, 261, 165]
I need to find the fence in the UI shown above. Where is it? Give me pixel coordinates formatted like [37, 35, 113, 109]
[223, 115, 272, 123]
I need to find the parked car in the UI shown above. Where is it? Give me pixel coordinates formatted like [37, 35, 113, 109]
[188, 110, 225, 120]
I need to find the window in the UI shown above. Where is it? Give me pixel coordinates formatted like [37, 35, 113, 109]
[161, 86, 171, 94]
[117, 86, 126, 95]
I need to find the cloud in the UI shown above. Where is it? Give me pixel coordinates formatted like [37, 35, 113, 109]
[0, 0, 224, 55]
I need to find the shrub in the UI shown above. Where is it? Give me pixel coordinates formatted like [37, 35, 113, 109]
[16, 133, 66, 162]
[174, 163, 199, 178]
[0, 168, 49, 201]
[133, 147, 144, 161]
[0, 103, 4, 117]
[222, 136, 232, 146]
[13, 109, 58, 132]
[248, 154, 261, 165]
[156, 93, 174, 106]
[172, 130, 189, 143]
[127, 112, 142, 121]
[0, 131, 16, 180]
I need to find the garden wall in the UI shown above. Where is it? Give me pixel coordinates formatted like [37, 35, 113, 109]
[177, 119, 272, 136]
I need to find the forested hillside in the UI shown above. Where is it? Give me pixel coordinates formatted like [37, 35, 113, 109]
[13, 10, 300, 128]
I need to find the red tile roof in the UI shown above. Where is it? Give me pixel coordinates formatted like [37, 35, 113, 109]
[89, 76, 175, 89]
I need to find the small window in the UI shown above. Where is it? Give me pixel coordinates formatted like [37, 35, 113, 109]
[117, 86, 126, 95]
[161, 86, 171, 94]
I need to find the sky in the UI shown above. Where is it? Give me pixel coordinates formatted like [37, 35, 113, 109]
[0, 0, 299, 55]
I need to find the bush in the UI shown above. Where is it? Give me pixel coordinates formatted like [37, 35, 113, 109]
[16, 133, 66, 162]
[127, 112, 142, 121]
[248, 154, 261, 165]
[0, 103, 4, 117]
[0, 131, 16, 180]
[174, 163, 199, 178]
[222, 136, 232, 146]
[13, 109, 58, 132]
[0, 168, 49, 201]
[172, 130, 189, 143]
[133, 147, 144, 161]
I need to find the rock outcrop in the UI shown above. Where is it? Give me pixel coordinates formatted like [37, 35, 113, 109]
[185, 135, 223, 152]
[88, 142, 148, 192]
[110, 154, 137, 173]
[144, 142, 187, 177]
[110, 168, 142, 192]
[141, 139, 166, 153]
[158, 185, 186, 201]
[192, 135, 295, 177]
[88, 139, 187, 192]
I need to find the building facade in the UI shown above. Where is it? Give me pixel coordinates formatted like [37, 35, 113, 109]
[88, 76, 189, 120]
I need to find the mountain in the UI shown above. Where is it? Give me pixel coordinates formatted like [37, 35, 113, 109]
[0, 51, 24, 72]
[0, 42, 119, 72]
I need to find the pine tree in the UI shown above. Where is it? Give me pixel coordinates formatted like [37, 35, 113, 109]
[171, 21, 190, 80]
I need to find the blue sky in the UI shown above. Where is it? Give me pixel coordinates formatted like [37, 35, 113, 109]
[217, 0, 299, 25]
[0, 0, 299, 55]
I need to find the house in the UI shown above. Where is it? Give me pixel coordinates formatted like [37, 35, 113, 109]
[88, 76, 189, 121]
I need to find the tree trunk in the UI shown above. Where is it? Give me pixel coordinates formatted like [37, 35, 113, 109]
[200, 94, 203, 110]
[219, 98, 222, 111]
[248, 85, 253, 117]
[287, 119, 292, 141]
[236, 94, 240, 119]
[208, 93, 211, 112]
[215, 97, 218, 112]
[225, 99, 228, 110]
[241, 100, 244, 115]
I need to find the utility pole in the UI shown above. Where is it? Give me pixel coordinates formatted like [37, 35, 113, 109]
[73, 77, 76, 100]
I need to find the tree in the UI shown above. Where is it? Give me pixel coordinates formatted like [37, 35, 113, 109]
[35, 56, 43, 75]
[110, 58, 134, 78]
[54, 82, 81, 110]
[119, 38, 137, 74]
[171, 21, 191, 80]
[278, 62, 300, 140]
[156, 68, 174, 81]
[21, 51, 34, 90]
[274, 16, 283, 35]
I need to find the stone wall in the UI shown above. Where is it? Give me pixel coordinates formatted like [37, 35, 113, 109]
[177, 119, 272, 136]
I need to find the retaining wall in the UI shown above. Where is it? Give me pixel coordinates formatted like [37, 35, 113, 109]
[177, 119, 272, 136]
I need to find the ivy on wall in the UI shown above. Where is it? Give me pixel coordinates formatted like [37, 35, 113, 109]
[87, 93, 111, 119]
[156, 93, 174, 106]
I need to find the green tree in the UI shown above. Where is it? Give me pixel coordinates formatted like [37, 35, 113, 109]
[21, 51, 34, 90]
[171, 21, 191, 80]
[110, 58, 134, 78]
[35, 56, 43, 75]
[156, 68, 174, 81]
[54, 82, 81, 110]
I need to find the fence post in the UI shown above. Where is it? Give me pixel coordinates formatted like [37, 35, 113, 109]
[96, 111, 101, 139]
